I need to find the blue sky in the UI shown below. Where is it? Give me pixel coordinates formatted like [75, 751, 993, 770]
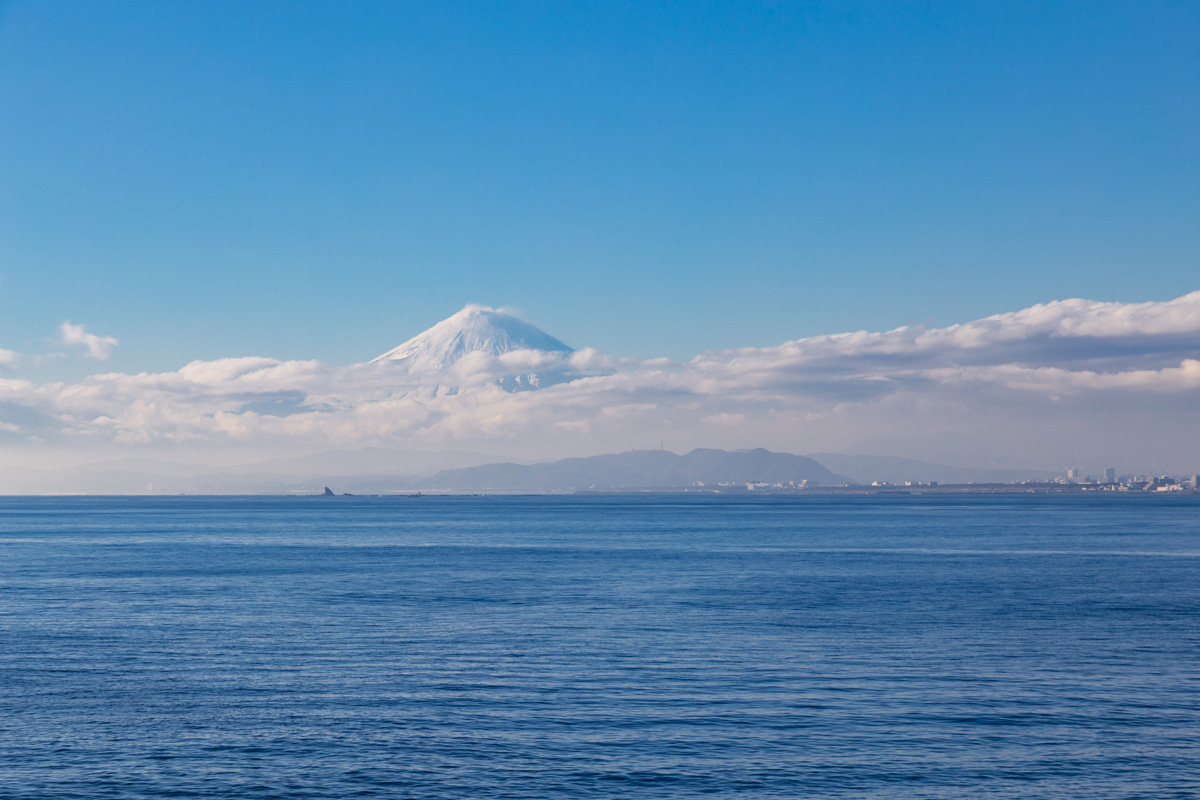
[1, 0, 1197, 376]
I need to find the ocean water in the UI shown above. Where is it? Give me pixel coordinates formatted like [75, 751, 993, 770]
[1, 494, 1197, 799]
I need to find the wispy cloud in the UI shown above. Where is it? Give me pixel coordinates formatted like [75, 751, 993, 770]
[59, 322, 119, 360]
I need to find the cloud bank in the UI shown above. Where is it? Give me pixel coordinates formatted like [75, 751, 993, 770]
[1, 293, 1198, 470]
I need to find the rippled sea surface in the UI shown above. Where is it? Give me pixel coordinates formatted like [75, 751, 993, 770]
[1, 494, 1198, 799]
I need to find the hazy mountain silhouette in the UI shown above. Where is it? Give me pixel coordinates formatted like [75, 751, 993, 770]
[415, 448, 847, 491]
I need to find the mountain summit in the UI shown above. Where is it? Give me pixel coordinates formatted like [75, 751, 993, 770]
[372, 305, 573, 371]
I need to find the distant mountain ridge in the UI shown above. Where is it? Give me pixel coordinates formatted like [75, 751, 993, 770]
[415, 448, 847, 492]
[0, 447, 1060, 495]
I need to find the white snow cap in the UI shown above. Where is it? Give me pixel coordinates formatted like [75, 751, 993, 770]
[371, 304, 573, 371]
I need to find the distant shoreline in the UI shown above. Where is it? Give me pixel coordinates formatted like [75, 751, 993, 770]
[3, 487, 1197, 498]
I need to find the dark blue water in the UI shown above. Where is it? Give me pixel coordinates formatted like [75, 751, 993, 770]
[1, 495, 1197, 799]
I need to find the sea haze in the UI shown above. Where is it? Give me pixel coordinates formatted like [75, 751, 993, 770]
[1, 495, 1198, 799]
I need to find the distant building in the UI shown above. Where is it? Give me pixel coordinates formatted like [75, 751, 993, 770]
[1066, 468, 1079, 482]
[1103, 467, 1115, 484]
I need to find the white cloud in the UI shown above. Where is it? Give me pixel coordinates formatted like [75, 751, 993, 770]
[60, 322, 119, 360]
[0, 292, 1194, 469]
[925, 358, 1200, 394]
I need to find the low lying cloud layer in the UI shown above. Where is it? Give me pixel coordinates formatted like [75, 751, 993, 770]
[1, 293, 1198, 470]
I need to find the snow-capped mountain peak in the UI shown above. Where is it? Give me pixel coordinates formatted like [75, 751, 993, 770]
[371, 304, 573, 372]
